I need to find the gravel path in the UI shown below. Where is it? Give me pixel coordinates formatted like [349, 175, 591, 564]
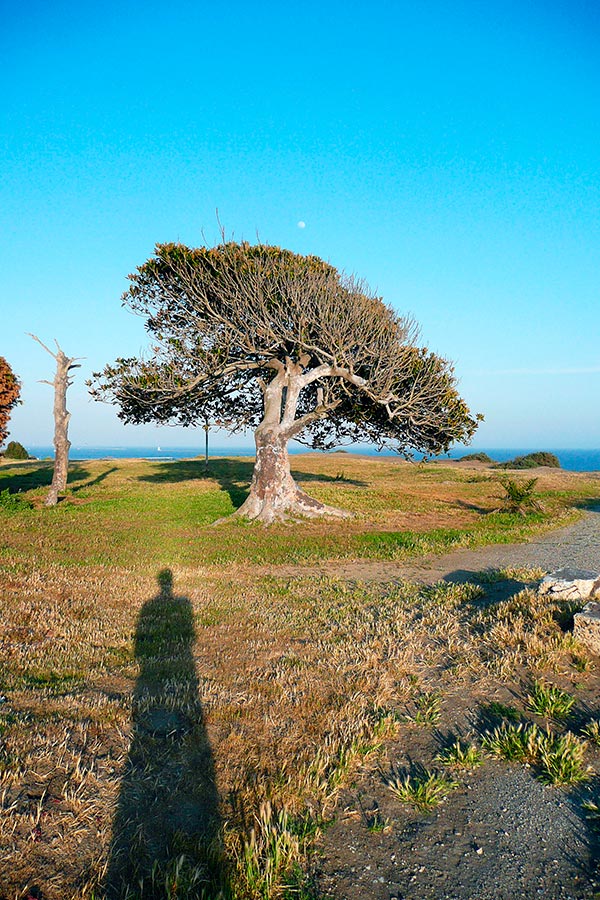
[315, 506, 600, 900]
[271, 505, 600, 585]
[401, 503, 600, 585]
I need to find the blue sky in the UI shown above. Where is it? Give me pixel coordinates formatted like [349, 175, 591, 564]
[2, 0, 599, 451]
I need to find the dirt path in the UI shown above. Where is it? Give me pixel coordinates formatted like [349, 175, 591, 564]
[274, 505, 600, 586]
[314, 508, 600, 900]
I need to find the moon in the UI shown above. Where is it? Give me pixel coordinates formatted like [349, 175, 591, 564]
[297, 220, 306, 229]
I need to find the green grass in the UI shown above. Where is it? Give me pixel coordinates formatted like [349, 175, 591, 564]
[386, 766, 458, 810]
[406, 691, 442, 726]
[0, 455, 595, 572]
[436, 740, 483, 770]
[526, 681, 576, 720]
[482, 722, 590, 785]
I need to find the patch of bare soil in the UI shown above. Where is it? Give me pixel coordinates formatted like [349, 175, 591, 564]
[314, 681, 600, 900]
[317, 763, 598, 900]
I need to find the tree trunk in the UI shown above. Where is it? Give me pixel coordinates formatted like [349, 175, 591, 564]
[233, 424, 351, 524]
[45, 350, 73, 507]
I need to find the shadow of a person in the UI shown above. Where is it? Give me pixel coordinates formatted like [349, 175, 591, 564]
[104, 569, 225, 898]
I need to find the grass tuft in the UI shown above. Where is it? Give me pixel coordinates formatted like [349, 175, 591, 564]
[386, 766, 458, 810]
[527, 681, 576, 720]
[436, 739, 483, 770]
[406, 691, 442, 727]
[483, 722, 590, 785]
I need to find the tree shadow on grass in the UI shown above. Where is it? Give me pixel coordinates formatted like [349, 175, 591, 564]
[104, 570, 227, 899]
[0, 463, 91, 494]
[138, 457, 367, 511]
[290, 469, 367, 486]
[70, 466, 118, 492]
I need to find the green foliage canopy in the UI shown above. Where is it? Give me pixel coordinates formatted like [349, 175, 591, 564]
[0, 357, 21, 448]
[91, 241, 481, 456]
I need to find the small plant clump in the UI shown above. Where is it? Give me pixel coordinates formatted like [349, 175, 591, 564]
[386, 766, 458, 810]
[406, 691, 442, 726]
[498, 477, 542, 515]
[581, 720, 600, 746]
[436, 740, 483, 771]
[2, 441, 29, 460]
[527, 681, 576, 720]
[458, 452, 494, 463]
[482, 722, 589, 785]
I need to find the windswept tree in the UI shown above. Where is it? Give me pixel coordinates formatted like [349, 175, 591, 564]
[91, 241, 480, 523]
[0, 357, 21, 449]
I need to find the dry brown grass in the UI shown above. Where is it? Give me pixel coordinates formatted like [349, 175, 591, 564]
[0, 455, 599, 898]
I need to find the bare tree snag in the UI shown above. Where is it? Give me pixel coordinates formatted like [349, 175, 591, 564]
[29, 335, 82, 507]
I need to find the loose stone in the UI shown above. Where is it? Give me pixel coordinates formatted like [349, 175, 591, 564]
[538, 567, 600, 601]
[573, 601, 600, 654]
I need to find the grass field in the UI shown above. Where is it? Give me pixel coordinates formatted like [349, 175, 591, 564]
[1, 454, 599, 899]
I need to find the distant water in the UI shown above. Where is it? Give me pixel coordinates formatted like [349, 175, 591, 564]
[24, 445, 600, 472]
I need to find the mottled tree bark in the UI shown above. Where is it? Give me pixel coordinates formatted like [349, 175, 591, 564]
[232, 361, 351, 524]
[29, 336, 81, 508]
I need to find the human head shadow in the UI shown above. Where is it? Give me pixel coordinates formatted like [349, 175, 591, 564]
[104, 569, 226, 898]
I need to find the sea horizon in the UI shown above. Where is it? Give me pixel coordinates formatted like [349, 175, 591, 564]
[21, 444, 600, 473]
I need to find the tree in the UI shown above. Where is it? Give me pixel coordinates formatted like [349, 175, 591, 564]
[91, 241, 481, 523]
[29, 336, 81, 507]
[0, 357, 21, 449]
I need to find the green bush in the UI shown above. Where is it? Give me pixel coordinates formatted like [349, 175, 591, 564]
[458, 452, 493, 463]
[499, 477, 542, 514]
[497, 452, 560, 470]
[3, 441, 29, 460]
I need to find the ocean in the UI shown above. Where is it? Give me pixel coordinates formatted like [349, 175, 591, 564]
[24, 445, 600, 472]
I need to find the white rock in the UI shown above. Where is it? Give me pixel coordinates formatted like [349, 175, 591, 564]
[573, 602, 600, 655]
[538, 568, 600, 601]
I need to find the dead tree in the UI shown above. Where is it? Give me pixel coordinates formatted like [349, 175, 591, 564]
[29, 335, 82, 507]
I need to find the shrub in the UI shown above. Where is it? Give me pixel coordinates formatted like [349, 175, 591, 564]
[497, 452, 560, 470]
[458, 452, 493, 463]
[3, 441, 29, 460]
[498, 477, 542, 514]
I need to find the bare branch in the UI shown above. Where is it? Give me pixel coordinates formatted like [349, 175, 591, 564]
[28, 333, 57, 360]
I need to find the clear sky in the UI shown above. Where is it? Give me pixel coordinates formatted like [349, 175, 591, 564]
[2, 0, 599, 451]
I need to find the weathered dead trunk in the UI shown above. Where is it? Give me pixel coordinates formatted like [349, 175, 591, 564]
[45, 349, 72, 506]
[234, 424, 351, 524]
[29, 336, 81, 508]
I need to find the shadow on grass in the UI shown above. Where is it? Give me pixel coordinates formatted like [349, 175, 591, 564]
[70, 466, 118, 492]
[574, 499, 600, 513]
[442, 569, 532, 604]
[139, 457, 366, 510]
[0, 463, 92, 494]
[104, 569, 227, 898]
[290, 469, 367, 487]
